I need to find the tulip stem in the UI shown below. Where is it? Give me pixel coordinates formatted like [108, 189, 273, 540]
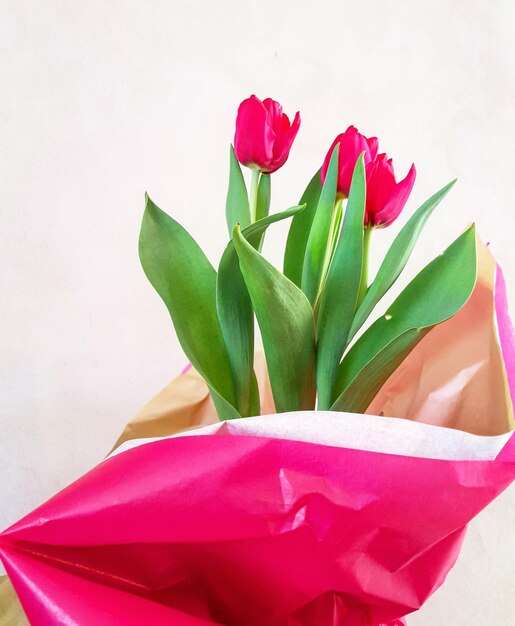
[357, 227, 372, 307]
[249, 169, 260, 223]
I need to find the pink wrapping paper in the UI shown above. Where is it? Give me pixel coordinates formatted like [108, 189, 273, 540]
[1, 425, 513, 625]
[1, 241, 514, 625]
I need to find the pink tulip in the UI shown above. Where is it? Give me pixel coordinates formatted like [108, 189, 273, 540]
[321, 126, 379, 196]
[234, 95, 301, 174]
[365, 154, 416, 227]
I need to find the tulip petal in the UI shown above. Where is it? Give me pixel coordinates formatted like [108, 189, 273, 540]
[267, 111, 301, 173]
[322, 127, 377, 196]
[234, 96, 275, 170]
[373, 164, 417, 227]
[262, 98, 283, 135]
[321, 136, 341, 187]
[364, 154, 397, 225]
[367, 136, 379, 161]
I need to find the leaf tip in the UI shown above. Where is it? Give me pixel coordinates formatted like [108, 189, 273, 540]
[354, 151, 367, 174]
[144, 192, 157, 212]
[142, 194, 165, 224]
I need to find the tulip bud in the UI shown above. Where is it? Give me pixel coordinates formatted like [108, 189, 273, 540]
[365, 155, 416, 228]
[321, 126, 378, 197]
[234, 95, 301, 174]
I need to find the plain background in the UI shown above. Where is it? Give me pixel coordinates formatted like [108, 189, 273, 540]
[1, 1, 514, 623]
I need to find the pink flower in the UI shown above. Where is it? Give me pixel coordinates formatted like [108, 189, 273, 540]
[365, 154, 416, 227]
[234, 95, 301, 174]
[321, 126, 379, 196]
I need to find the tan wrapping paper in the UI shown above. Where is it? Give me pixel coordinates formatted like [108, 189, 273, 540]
[111, 350, 276, 451]
[368, 240, 514, 434]
[0, 576, 29, 626]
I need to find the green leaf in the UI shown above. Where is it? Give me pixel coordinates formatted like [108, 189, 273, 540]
[348, 179, 458, 343]
[331, 330, 424, 414]
[140, 194, 237, 418]
[301, 146, 339, 303]
[226, 145, 250, 236]
[254, 174, 272, 251]
[233, 224, 316, 413]
[210, 386, 242, 421]
[332, 225, 478, 413]
[283, 168, 323, 287]
[217, 205, 306, 417]
[316, 154, 366, 409]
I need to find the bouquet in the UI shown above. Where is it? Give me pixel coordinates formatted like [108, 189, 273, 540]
[1, 96, 514, 625]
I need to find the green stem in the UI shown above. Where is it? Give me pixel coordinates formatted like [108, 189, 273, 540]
[357, 226, 372, 307]
[249, 168, 260, 223]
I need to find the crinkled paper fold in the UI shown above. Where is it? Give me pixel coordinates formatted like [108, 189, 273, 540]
[1, 240, 514, 625]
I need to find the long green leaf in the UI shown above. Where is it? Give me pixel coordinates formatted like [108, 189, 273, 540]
[217, 205, 306, 416]
[283, 168, 323, 286]
[233, 225, 316, 412]
[316, 154, 366, 409]
[348, 179, 458, 343]
[301, 147, 339, 303]
[225, 145, 250, 236]
[331, 330, 424, 414]
[140, 194, 237, 417]
[210, 386, 242, 421]
[332, 225, 477, 412]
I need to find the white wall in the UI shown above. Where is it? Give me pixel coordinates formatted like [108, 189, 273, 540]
[1, 1, 514, 623]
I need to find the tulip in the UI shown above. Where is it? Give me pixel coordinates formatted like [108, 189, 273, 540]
[234, 95, 301, 174]
[365, 154, 416, 228]
[321, 126, 379, 197]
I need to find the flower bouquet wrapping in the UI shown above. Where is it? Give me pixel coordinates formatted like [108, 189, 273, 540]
[1, 96, 514, 625]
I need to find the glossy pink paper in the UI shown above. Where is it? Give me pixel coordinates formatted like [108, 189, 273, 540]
[0, 426, 513, 625]
[1, 255, 514, 625]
